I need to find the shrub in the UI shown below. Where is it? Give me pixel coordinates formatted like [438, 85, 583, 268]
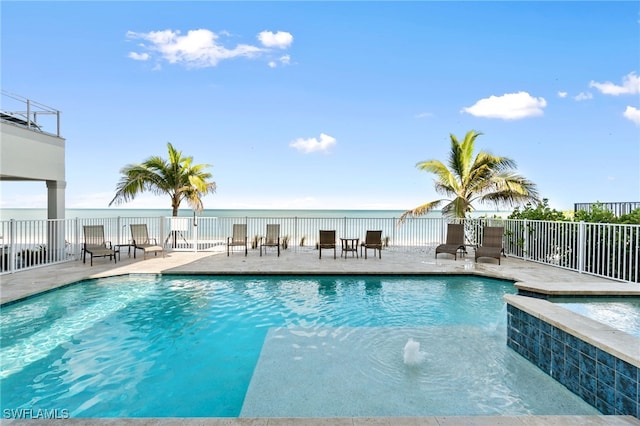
[617, 208, 640, 225]
[573, 202, 617, 223]
[508, 198, 568, 221]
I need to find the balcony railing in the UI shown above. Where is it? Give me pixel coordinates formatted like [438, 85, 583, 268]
[0, 90, 61, 137]
[574, 201, 640, 217]
[1, 216, 638, 283]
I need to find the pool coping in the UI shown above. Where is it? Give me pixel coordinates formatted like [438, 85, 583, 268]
[504, 294, 640, 368]
[514, 281, 640, 297]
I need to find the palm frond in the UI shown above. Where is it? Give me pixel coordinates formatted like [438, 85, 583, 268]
[480, 172, 540, 206]
[398, 200, 445, 223]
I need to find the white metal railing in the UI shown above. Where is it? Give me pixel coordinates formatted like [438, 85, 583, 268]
[1, 216, 638, 282]
[501, 219, 639, 282]
[0, 90, 61, 137]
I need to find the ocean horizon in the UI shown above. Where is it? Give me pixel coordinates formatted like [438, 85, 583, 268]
[0, 208, 513, 221]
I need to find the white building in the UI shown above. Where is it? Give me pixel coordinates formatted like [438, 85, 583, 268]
[0, 91, 66, 219]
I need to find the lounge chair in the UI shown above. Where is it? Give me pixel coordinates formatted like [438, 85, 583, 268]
[227, 224, 248, 256]
[82, 225, 116, 266]
[475, 226, 504, 265]
[361, 230, 382, 259]
[435, 223, 466, 260]
[260, 224, 280, 256]
[130, 224, 164, 259]
[318, 230, 336, 259]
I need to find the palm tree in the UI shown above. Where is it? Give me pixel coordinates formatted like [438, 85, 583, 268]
[399, 130, 539, 222]
[109, 142, 216, 216]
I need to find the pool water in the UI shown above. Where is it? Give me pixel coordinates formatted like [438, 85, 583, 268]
[551, 296, 640, 338]
[0, 274, 600, 417]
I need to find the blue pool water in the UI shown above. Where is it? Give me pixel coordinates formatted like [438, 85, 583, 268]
[0, 274, 600, 417]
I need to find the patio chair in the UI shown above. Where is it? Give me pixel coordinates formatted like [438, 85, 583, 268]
[475, 226, 504, 265]
[260, 224, 280, 257]
[318, 230, 336, 259]
[435, 223, 466, 260]
[227, 224, 248, 256]
[82, 225, 116, 266]
[130, 224, 164, 260]
[361, 230, 383, 259]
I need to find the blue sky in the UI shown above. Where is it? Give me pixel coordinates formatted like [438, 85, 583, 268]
[2, 1, 639, 213]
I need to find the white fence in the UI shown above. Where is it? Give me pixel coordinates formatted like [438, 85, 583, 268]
[1, 216, 638, 282]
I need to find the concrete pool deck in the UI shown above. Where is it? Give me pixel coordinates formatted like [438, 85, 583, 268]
[1, 248, 640, 425]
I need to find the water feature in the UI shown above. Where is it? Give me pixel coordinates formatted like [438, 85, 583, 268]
[1, 274, 601, 418]
[402, 338, 426, 365]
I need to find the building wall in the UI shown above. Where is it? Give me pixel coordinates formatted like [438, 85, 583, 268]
[0, 122, 65, 181]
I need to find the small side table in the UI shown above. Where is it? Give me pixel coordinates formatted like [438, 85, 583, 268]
[114, 244, 135, 260]
[340, 238, 359, 258]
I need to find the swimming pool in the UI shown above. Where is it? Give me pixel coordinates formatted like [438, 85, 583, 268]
[550, 296, 640, 338]
[1, 274, 600, 418]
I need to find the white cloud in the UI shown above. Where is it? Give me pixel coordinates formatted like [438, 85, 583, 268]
[461, 92, 547, 120]
[589, 71, 640, 95]
[279, 54, 291, 65]
[126, 28, 293, 69]
[289, 133, 336, 154]
[128, 52, 149, 61]
[258, 31, 293, 49]
[557, 91, 568, 98]
[574, 92, 593, 101]
[267, 55, 291, 68]
[623, 106, 640, 125]
[415, 112, 433, 118]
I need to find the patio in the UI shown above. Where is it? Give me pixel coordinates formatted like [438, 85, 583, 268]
[3, 247, 633, 305]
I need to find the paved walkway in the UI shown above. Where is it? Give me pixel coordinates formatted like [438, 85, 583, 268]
[2, 248, 639, 425]
[4, 246, 636, 305]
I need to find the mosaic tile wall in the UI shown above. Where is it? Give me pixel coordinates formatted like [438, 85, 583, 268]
[506, 304, 639, 419]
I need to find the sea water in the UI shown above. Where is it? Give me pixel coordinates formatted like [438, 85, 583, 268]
[0, 208, 511, 221]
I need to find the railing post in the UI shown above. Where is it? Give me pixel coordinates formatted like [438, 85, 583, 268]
[74, 217, 79, 260]
[160, 217, 166, 249]
[8, 219, 15, 273]
[117, 216, 122, 245]
[193, 213, 198, 253]
[343, 217, 347, 238]
[26, 99, 31, 129]
[523, 219, 529, 260]
[393, 218, 397, 247]
[578, 221, 585, 274]
[294, 217, 298, 254]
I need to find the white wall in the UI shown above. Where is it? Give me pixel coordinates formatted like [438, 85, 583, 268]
[0, 122, 65, 181]
[1, 121, 66, 219]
